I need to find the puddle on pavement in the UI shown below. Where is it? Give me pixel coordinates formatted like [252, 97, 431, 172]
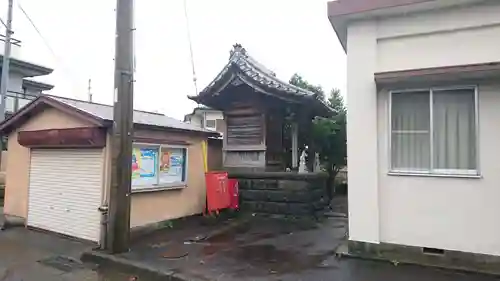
[205, 221, 291, 244]
[230, 244, 338, 274]
[201, 222, 290, 257]
[139, 217, 341, 276]
[205, 223, 251, 243]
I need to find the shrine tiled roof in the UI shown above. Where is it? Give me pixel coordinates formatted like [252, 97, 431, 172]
[189, 44, 333, 116]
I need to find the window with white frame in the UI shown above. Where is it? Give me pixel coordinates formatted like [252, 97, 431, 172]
[205, 119, 216, 129]
[131, 144, 188, 190]
[390, 87, 477, 175]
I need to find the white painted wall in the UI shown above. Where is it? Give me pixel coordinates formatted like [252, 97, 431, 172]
[7, 72, 24, 94]
[205, 111, 223, 121]
[377, 83, 500, 256]
[204, 111, 224, 130]
[346, 20, 380, 244]
[187, 110, 224, 131]
[187, 114, 203, 128]
[345, 1, 500, 255]
[376, 2, 500, 72]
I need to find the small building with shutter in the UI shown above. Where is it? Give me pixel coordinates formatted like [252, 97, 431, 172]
[0, 95, 218, 243]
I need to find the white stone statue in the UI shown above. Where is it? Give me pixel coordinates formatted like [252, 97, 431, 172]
[314, 152, 321, 172]
[298, 146, 308, 173]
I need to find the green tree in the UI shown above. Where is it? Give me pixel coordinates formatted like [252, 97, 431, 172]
[313, 88, 347, 199]
[289, 73, 325, 101]
[290, 74, 347, 201]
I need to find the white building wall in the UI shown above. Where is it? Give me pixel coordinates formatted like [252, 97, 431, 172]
[7, 72, 24, 94]
[186, 111, 223, 130]
[346, 20, 380, 244]
[188, 114, 203, 128]
[377, 83, 500, 256]
[376, 2, 500, 72]
[204, 111, 223, 121]
[346, 2, 500, 255]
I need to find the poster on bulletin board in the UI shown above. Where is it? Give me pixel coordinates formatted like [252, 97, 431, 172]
[159, 148, 185, 184]
[131, 147, 158, 187]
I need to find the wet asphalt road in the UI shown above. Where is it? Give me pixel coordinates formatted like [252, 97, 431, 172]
[117, 216, 500, 281]
[1, 226, 500, 281]
[0, 226, 135, 281]
[2, 200, 500, 281]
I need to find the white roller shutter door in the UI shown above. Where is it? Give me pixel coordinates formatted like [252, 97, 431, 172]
[28, 149, 104, 242]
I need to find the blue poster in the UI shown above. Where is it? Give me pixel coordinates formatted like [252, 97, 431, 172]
[132, 148, 158, 186]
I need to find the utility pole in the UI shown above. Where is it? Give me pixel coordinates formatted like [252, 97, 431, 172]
[107, 0, 135, 254]
[0, 0, 14, 161]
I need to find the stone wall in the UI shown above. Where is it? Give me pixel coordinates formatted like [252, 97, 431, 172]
[229, 172, 329, 217]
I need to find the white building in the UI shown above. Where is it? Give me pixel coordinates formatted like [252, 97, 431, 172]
[184, 107, 224, 134]
[328, 0, 500, 268]
[0, 35, 54, 117]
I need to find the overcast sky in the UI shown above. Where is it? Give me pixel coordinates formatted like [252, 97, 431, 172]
[2, 0, 345, 119]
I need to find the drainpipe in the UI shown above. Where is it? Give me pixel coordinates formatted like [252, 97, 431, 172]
[98, 205, 109, 250]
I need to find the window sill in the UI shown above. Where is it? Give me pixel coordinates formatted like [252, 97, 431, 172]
[131, 184, 187, 194]
[387, 171, 482, 179]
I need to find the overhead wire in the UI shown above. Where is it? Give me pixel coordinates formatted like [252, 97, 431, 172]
[183, 0, 198, 96]
[17, 3, 58, 61]
[0, 17, 7, 30]
[17, 1, 81, 96]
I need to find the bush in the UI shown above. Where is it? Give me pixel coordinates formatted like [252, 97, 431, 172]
[334, 183, 347, 195]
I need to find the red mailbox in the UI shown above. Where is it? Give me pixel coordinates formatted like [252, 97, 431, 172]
[205, 171, 230, 212]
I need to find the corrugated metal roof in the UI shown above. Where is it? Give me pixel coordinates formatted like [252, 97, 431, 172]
[48, 96, 215, 133]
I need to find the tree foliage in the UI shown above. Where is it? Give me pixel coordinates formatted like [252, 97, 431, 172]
[289, 74, 347, 198]
[313, 88, 347, 176]
[289, 73, 325, 101]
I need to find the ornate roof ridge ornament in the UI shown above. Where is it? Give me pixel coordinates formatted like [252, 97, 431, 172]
[230, 43, 247, 58]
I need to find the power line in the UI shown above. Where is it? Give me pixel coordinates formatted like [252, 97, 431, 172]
[17, 3, 59, 60]
[17, 1, 81, 95]
[0, 17, 7, 30]
[183, 0, 198, 95]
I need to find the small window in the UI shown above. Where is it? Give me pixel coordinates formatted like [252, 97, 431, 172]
[390, 87, 477, 175]
[205, 119, 216, 129]
[131, 144, 188, 191]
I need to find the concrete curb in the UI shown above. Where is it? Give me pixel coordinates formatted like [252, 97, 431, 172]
[338, 250, 500, 278]
[81, 251, 197, 281]
[1, 214, 25, 230]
